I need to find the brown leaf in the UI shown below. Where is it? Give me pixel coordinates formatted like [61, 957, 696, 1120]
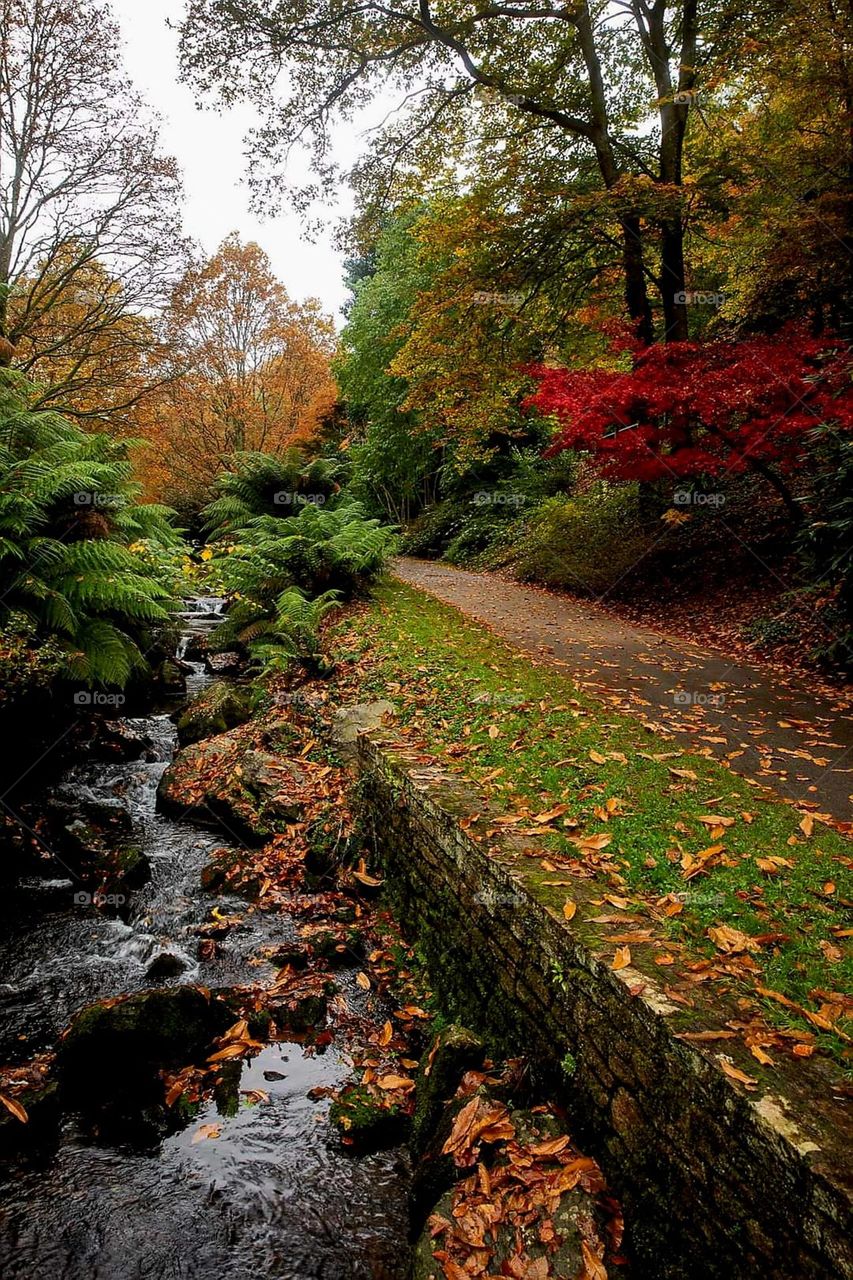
[612, 946, 631, 971]
[580, 1239, 608, 1280]
[377, 1074, 415, 1092]
[191, 1122, 222, 1143]
[707, 925, 759, 954]
[0, 1093, 28, 1124]
[718, 1058, 757, 1090]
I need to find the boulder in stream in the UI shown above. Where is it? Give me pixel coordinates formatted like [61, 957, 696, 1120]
[176, 681, 252, 746]
[410, 1025, 486, 1157]
[205, 650, 244, 676]
[412, 1102, 611, 1280]
[47, 796, 150, 897]
[57, 986, 234, 1111]
[156, 729, 311, 844]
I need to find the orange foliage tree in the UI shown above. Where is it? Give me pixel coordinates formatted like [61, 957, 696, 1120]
[138, 235, 337, 510]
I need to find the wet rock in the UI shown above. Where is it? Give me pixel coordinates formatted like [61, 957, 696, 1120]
[156, 732, 310, 844]
[410, 1085, 495, 1231]
[301, 925, 364, 969]
[199, 847, 262, 899]
[145, 951, 188, 980]
[269, 942, 311, 970]
[57, 986, 233, 1111]
[176, 681, 252, 746]
[180, 633, 209, 663]
[264, 979, 334, 1032]
[84, 719, 154, 762]
[205, 651, 243, 676]
[411, 1025, 486, 1157]
[47, 797, 150, 896]
[0, 1081, 60, 1157]
[329, 1082, 410, 1153]
[154, 656, 189, 699]
[331, 700, 396, 763]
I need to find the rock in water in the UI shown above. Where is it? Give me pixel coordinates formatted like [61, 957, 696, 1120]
[176, 681, 251, 746]
[57, 986, 233, 1110]
[411, 1025, 485, 1156]
[156, 728, 310, 844]
[145, 951, 188, 980]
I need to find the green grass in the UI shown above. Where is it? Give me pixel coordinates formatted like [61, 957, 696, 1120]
[332, 580, 852, 1064]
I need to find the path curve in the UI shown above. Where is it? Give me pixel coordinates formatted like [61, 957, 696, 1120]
[393, 557, 853, 821]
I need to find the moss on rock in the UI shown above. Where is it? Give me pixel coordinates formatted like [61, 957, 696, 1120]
[57, 986, 233, 1110]
[411, 1025, 486, 1157]
[176, 682, 252, 746]
[328, 1082, 410, 1152]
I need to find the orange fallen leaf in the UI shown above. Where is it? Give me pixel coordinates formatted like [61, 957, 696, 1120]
[718, 1058, 757, 1090]
[563, 901, 577, 921]
[0, 1093, 28, 1124]
[377, 1074, 415, 1092]
[191, 1122, 222, 1143]
[612, 946, 631, 971]
[580, 1239, 608, 1280]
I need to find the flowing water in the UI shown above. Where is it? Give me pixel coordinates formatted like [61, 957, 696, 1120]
[0, 600, 411, 1279]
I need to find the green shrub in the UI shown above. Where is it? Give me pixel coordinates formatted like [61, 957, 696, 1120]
[514, 484, 657, 597]
[205, 472, 397, 670]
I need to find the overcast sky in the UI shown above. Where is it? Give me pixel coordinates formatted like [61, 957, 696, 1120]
[113, 0, 352, 322]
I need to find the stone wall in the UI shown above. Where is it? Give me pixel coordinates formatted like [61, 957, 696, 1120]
[357, 731, 853, 1280]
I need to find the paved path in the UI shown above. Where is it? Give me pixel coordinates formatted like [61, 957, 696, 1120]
[393, 558, 853, 821]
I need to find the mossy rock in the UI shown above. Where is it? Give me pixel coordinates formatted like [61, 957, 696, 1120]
[410, 1086, 494, 1230]
[411, 1025, 486, 1157]
[329, 1082, 410, 1152]
[265, 981, 335, 1032]
[305, 926, 365, 969]
[57, 986, 233, 1110]
[156, 657, 188, 698]
[268, 941, 311, 970]
[176, 682, 252, 746]
[48, 797, 150, 897]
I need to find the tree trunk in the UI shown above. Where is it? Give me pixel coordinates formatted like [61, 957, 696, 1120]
[660, 219, 689, 342]
[621, 215, 654, 344]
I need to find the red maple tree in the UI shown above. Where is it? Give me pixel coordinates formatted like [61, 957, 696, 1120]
[527, 329, 853, 514]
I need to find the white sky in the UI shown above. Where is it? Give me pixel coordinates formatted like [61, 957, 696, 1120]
[113, 0, 352, 322]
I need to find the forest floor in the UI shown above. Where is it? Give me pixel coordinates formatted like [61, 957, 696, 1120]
[393, 557, 853, 823]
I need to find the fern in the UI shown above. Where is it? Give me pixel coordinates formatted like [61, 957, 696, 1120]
[0, 371, 179, 688]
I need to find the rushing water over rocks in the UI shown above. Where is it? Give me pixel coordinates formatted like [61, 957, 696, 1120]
[0, 600, 410, 1278]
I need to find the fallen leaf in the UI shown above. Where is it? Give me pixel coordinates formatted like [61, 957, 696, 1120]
[0, 1093, 28, 1124]
[612, 946, 631, 971]
[718, 1058, 757, 1090]
[191, 1122, 222, 1143]
[563, 901, 578, 921]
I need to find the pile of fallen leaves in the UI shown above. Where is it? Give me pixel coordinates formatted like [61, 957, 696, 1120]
[427, 1080, 622, 1280]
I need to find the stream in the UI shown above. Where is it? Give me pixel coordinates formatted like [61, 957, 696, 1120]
[0, 599, 411, 1279]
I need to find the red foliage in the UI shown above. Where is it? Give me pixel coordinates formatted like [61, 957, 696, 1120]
[527, 330, 853, 483]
